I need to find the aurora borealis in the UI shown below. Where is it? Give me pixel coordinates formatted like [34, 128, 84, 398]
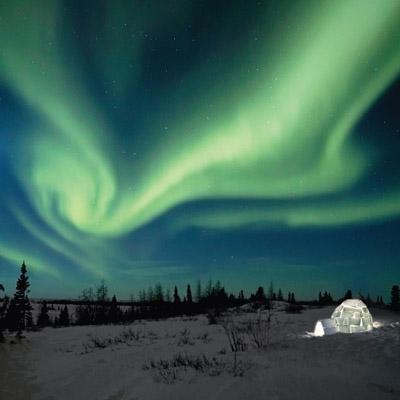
[0, 0, 399, 299]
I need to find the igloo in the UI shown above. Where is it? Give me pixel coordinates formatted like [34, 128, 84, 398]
[331, 299, 373, 333]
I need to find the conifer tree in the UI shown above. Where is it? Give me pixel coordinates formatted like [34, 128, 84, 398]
[25, 300, 33, 329]
[59, 305, 70, 326]
[291, 292, 296, 303]
[268, 281, 274, 300]
[186, 284, 193, 303]
[154, 284, 164, 303]
[96, 280, 108, 303]
[0, 284, 8, 342]
[173, 286, 181, 304]
[277, 289, 283, 301]
[7, 261, 33, 337]
[255, 286, 266, 303]
[76, 287, 95, 325]
[147, 286, 154, 302]
[205, 280, 213, 298]
[391, 285, 399, 310]
[195, 281, 202, 303]
[344, 289, 352, 300]
[37, 301, 51, 327]
[287, 292, 295, 303]
[108, 295, 120, 324]
[95, 280, 109, 324]
[138, 289, 146, 302]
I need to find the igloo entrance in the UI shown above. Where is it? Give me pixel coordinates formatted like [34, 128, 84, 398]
[331, 299, 373, 334]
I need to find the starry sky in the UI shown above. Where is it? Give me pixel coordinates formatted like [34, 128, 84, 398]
[0, 0, 400, 300]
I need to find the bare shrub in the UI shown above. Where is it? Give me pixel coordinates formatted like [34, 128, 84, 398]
[222, 318, 247, 352]
[82, 328, 145, 353]
[87, 336, 109, 349]
[146, 330, 159, 343]
[120, 328, 142, 342]
[245, 310, 272, 348]
[206, 310, 219, 325]
[230, 352, 249, 377]
[144, 352, 226, 383]
[197, 331, 211, 343]
[177, 328, 195, 346]
[146, 359, 180, 384]
[222, 308, 275, 352]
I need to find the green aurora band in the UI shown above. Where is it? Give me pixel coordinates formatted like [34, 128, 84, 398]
[1, 1, 400, 278]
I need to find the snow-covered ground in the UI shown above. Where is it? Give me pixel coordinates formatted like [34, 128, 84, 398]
[1, 306, 400, 400]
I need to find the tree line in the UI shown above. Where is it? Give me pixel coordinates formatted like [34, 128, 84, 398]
[1, 261, 399, 339]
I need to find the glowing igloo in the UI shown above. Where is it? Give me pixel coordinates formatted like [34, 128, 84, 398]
[331, 299, 373, 333]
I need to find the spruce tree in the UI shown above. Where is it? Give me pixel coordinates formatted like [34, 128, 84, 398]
[25, 300, 34, 330]
[147, 286, 154, 302]
[95, 280, 109, 324]
[37, 301, 51, 327]
[268, 281, 274, 300]
[139, 290, 146, 302]
[186, 284, 193, 303]
[76, 287, 95, 325]
[154, 284, 164, 303]
[344, 289, 352, 300]
[195, 281, 202, 303]
[173, 286, 181, 304]
[205, 280, 213, 298]
[108, 295, 119, 324]
[0, 284, 8, 342]
[255, 286, 266, 303]
[214, 281, 222, 295]
[8, 261, 33, 337]
[59, 305, 70, 326]
[96, 280, 108, 303]
[277, 289, 283, 301]
[391, 285, 399, 310]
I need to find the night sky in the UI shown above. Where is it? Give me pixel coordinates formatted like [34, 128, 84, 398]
[0, 0, 399, 300]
